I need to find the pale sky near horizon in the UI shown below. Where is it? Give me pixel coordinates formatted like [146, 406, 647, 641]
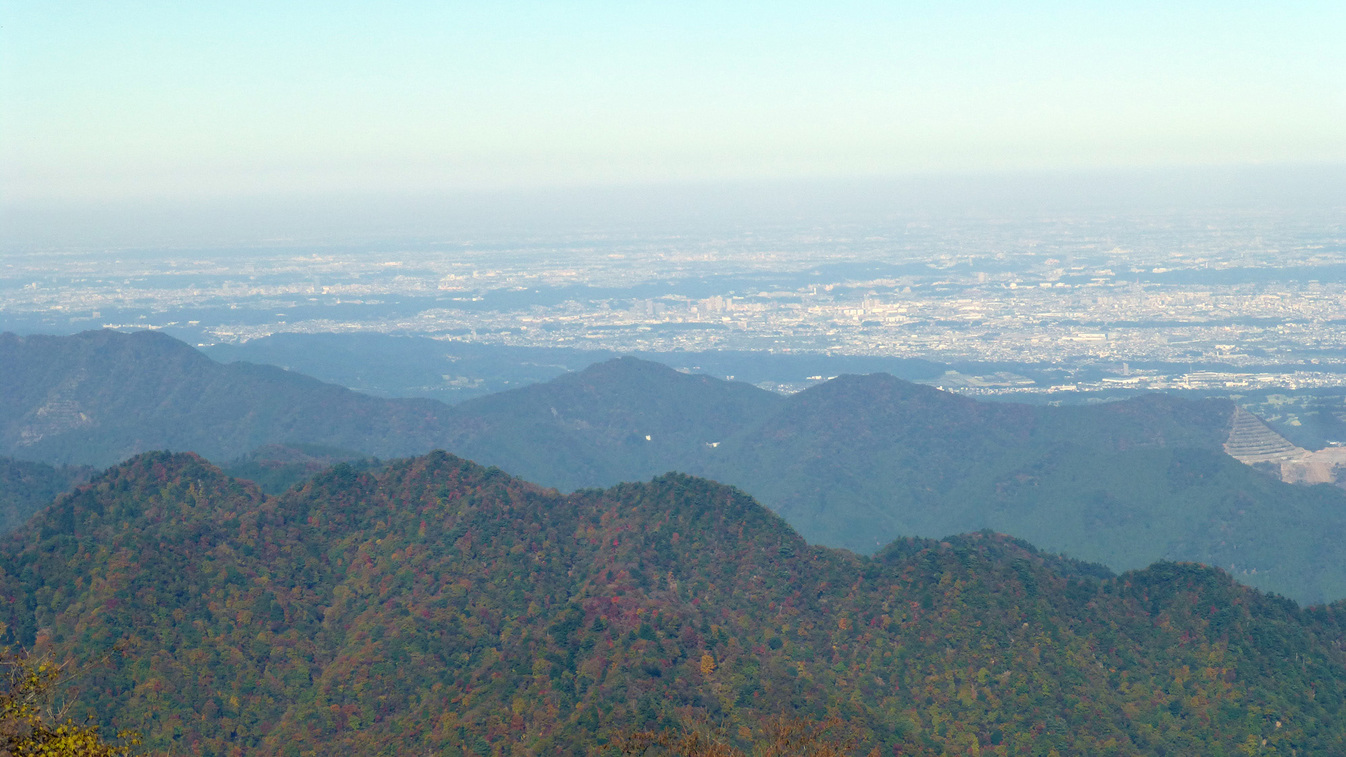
[2, 1, 1344, 205]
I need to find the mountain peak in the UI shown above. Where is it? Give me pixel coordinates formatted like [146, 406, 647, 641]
[0, 330, 457, 467]
[12, 449, 264, 545]
[572, 355, 715, 385]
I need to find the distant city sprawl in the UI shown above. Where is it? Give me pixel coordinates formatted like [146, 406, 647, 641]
[3, 207, 1345, 397]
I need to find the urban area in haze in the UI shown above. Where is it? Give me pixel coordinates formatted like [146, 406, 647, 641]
[5, 206, 1346, 397]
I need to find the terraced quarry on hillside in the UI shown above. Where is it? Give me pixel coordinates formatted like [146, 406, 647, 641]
[1225, 406, 1346, 486]
[1224, 407, 1309, 463]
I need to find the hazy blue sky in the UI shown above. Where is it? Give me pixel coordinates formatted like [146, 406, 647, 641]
[2, 1, 1344, 205]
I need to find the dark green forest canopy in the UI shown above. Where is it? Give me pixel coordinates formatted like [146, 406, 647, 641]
[0, 456, 91, 534]
[1, 451, 1345, 755]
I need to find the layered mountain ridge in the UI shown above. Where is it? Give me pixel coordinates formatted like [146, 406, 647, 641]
[5, 329, 1346, 603]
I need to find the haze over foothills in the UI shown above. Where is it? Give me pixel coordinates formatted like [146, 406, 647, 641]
[7, 3, 1346, 754]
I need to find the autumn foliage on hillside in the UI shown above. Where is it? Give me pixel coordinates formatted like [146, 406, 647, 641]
[616, 715, 875, 757]
[0, 451, 1344, 754]
[0, 649, 138, 756]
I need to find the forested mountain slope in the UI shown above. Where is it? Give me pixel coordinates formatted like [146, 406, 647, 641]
[0, 330, 454, 466]
[699, 374, 1346, 603]
[441, 356, 783, 491]
[703, 375, 1228, 549]
[437, 363, 1346, 603]
[0, 456, 91, 533]
[1, 451, 1345, 755]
